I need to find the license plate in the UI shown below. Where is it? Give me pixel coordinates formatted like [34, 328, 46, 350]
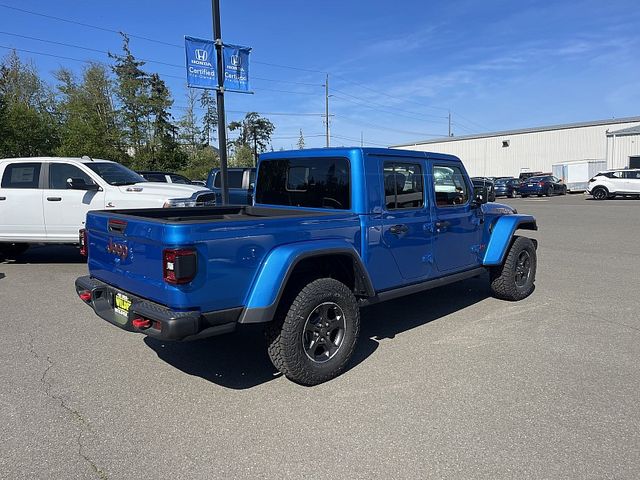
[527, 184, 534, 187]
[114, 292, 131, 318]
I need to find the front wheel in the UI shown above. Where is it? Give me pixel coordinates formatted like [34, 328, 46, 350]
[592, 187, 608, 200]
[266, 278, 360, 386]
[489, 236, 537, 301]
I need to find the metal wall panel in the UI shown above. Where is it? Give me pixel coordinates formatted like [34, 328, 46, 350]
[396, 121, 640, 177]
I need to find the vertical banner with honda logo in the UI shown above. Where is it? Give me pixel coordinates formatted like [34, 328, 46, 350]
[222, 44, 251, 92]
[184, 36, 252, 93]
[185, 36, 216, 89]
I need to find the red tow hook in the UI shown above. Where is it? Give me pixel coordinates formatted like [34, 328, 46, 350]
[79, 291, 92, 302]
[132, 317, 152, 329]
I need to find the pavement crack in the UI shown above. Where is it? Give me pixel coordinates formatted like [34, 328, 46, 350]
[28, 333, 107, 479]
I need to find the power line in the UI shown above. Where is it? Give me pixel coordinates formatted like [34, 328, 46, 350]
[0, 3, 180, 48]
[332, 93, 446, 124]
[331, 134, 389, 147]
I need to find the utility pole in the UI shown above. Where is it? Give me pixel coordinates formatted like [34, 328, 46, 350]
[448, 111, 452, 137]
[324, 74, 330, 147]
[212, 0, 229, 204]
[361, 131, 363, 147]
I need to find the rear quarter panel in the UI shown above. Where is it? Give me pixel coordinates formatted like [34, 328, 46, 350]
[86, 211, 361, 312]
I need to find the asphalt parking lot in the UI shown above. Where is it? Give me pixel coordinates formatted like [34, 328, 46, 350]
[1, 194, 639, 479]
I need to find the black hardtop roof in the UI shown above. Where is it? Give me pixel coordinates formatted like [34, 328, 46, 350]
[259, 147, 461, 162]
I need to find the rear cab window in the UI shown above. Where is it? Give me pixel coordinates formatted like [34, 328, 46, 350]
[213, 170, 244, 189]
[256, 157, 350, 209]
[1, 162, 42, 189]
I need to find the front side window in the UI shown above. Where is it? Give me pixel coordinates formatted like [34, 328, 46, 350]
[384, 162, 424, 209]
[256, 157, 350, 209]
[433, 164, 469, 207]
[1, 162, 42, 189]
[49, 163, 95, 189]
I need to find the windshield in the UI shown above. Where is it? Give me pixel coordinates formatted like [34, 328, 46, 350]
[526, 176, 548, 182]
[495, 178, 514, 185]
[86, 162, 146, 186]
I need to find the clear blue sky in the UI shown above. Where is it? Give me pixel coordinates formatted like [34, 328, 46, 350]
[1, 0, 639, 149]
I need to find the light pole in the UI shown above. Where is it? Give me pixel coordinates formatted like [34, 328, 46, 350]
[212, 0, 229, 204]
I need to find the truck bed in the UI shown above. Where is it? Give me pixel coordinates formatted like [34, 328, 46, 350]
[100, 205, 339, 223]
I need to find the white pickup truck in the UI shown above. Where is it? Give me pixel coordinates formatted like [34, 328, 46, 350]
[0, 156, 215, 257]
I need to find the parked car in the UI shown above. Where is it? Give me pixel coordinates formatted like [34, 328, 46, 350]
[494, 177, 519, 198]
[518, 171, 544, 182]
[76, 147, 538, 385]
[137, 171, 193, 185]
[0, 157, 215, 253]
[206, 167, 255, 205]
[586, 169, 640, 200]
[471, 177, 496, 202]
[517, 175, 567, 197]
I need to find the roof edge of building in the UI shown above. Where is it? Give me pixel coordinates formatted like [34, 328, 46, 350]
[392, 115, 640, 147]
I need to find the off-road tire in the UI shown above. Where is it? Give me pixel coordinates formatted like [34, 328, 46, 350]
[266, 278, 360, 386]
[489, 236, 537, 301]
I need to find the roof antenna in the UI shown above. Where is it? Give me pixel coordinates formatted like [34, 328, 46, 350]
[81, 155, 94, 161]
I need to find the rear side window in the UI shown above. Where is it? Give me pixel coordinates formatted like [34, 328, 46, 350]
[384, 162, 424, 209]
[256, 157, 350, 209]
[213, 170, 244, 189]
[49, 163, 95, 189]
[433, 164, 469, 207]
[143, 173, 167, 182]
[169, 174, 190, 184]
[1, 163, 42, 189]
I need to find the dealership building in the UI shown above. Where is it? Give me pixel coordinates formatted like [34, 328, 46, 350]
[392, 116, 640, 178]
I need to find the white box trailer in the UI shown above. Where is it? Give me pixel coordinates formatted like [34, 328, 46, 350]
[552, 160, 607, 192]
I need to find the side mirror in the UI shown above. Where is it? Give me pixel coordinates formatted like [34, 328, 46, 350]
[472, 186, 489, 205]
[67, 177, 100, 191]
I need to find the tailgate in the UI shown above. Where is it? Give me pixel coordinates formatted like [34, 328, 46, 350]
[86, 212, 192, 309]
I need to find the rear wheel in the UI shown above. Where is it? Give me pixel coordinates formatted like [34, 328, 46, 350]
[592, 187, 608, 200]
[545, 187, 553, 197]
[489, 236, 537, 301]
[562, 186, 567, 195]
[0, 242, 29, 260]
[266, 278, 360, 386]
[521, 194, 529, 198]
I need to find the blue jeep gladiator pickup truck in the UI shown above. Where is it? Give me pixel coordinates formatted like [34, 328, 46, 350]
[76, 148, 538, 385]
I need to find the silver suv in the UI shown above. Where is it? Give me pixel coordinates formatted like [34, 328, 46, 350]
[587, 169, 640, 200]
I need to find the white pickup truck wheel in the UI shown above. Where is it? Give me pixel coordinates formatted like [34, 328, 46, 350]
[266, 278, 360, 386]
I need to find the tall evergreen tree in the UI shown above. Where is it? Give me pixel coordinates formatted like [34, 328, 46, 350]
[297, 129, 305, 149]
[228, 112, 275, 164]
[109, 34, 149, 160]
[177, 88, 202, 154]
[199, 89, 217, 146]
[55, 64, 124, 160]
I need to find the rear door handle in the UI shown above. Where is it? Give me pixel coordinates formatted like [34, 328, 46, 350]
[435, 221, 451, 231]
[47, 197, 62, 202]
[389, 224, 409, 235]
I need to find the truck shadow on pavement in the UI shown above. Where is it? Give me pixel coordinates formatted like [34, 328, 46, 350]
[0, 245, 86, 264]
[143, 274, 490, 390]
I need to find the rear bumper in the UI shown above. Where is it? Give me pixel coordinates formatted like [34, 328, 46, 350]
[75, 276, 240, 341]
[517, 187, 544, 195]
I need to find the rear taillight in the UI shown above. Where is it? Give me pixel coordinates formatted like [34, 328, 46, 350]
[163, 248, 197, 284]
[538, 182, 544, 186]
[79, 229, 88, 256]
